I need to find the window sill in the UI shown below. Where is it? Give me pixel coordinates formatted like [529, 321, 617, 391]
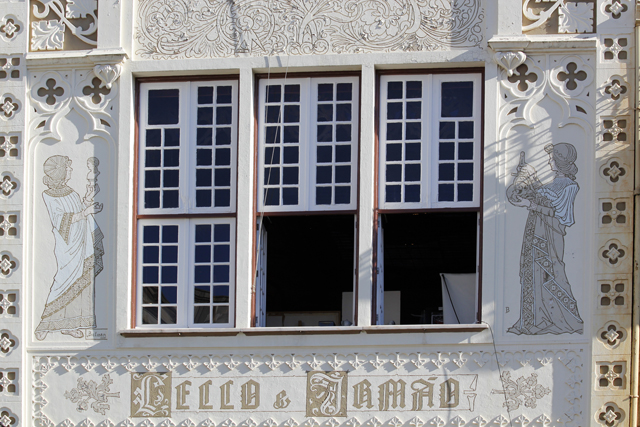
[120, 324, 487, 338]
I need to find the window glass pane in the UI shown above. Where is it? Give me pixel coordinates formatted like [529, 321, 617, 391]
[406, 102, 421, 119]
[284, 85, 300, 102]
[441, 81, 473, 117]
[282, 188, 298, 205]
[336, 125, 351, 142]
[198, 107, 213, 125]
[439, 143, 455, 160]
[266, 85, 281, 103]
[336, 83, 352, 101]
[405, 122, 421, 140]
[216, 128, 231, 145]
[317, 125, 333, 142]
[196, 190, 211, 207]
[148, 89, 179, 125]
[318, 84, 333, 101]
[284, 105, 300, 123]
[283, 167, 299, 185]
[387, 123, 402, 140]
[335, 145, 351, 163]
[283, 126, 299, 143]
[458, 163, 474, 181]
[217, 86, 232, 104]
[387, 102, 403, 120]
[458, 183, 473, 201]
[198, 87, 213, 104]
[387, 82, 402, 99]
[406, 81, 422, 98]
[439, 163, 455, 181]
[317, 104, 333, 122]
[335, 186, 350, 204]
[438, 183, 454, 201]
[405, 143, 420, 160]
[216, 106, 232, 125]
[146, 129, 161, 147]
[197, 128, 212, 146]
[386, 185, 401, 202]
[459, 121, 474, 139]
[439, 122, 455, 139]
[161, 307, 177, 324]
[316, 187, 331, 205]
[163, 190, 179, 208]
[194, 306, 210, 323]
[317, 146, 332, 163]
[387, 164, 402, 182]
[336, 104, 351, 121]
[405, 184, 420, 202]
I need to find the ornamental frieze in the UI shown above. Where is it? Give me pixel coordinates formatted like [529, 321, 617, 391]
[135, 0, 484, 59]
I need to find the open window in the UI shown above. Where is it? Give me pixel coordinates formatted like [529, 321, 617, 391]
[255, 74, 360, 327]
[375, 72, 482, 325]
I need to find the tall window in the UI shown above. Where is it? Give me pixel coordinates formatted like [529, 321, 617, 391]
[255, 75, 360, 327]
[376, 73, 482, 325]
[136, 80, 238, 328]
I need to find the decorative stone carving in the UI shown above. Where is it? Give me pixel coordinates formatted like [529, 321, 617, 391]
[523, 0, 595, 34]
[597, 321, 627, 349]
[602, 37, 629, 62]
[0, 290, 18, 317]
[600, 158, 628, 185]
[558, 2, 594, 33]
[136, 0, 484, 59]
[491, 372, 550, 411]
[0, 252, 18, 278]
[0, 330, 17, 356]
[596, 361, 626, 390]
[0, 56, 22, 81]
[0, 133, 20, 160]
[93, 64, 122, 90]
[0, 172, 18, 198]
[599, 239, 628, 267]
[0, 407, 17, 427]
[65, 374, 120, 415]
[603, 76, 628, 101]
[603, 0, 628, 19]
[494, 52, 526, 77]
[599, 198, 630, 228]
[0, 369, 18, 396]
[602, 117, 629, 143]
[0, 211, 18, 238]
[598, 279, 628, 309]
[0, 16, 21, 40]
[596, 402, 625, 426]
[30, 0, 98, 51]
[0, 95, 20, 120]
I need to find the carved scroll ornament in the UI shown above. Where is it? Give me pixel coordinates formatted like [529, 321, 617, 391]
[136, 0, 484, 59]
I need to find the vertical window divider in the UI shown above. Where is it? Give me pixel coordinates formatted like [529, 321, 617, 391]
[424, 74, 433, 209]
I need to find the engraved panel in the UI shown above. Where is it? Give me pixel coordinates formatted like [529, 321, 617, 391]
[136, 0, 484, 59]
[0, 290, 18, 317]
[0, 133, 20, 160]
[599, 198, 630, 229]
[598, 279, 629, 311]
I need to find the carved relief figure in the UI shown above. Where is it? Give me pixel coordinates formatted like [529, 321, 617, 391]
[35, 155, 104, 340]
[507, 143, 583, 335]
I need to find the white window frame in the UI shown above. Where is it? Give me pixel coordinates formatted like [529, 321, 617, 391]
[378, 73, 482, 210]
[138, 80, 238, 215]
[257, 76, 360, 212]
[136, 218, 236, 329]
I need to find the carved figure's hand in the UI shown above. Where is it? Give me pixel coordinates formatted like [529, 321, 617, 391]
[84, 202, 103, 216]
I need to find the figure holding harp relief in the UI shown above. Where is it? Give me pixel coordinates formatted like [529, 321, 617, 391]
[507, 143, 583, 335]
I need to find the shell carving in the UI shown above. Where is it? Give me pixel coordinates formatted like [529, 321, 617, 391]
[93, 64, 123, 89]
[494, 51, 527, 77]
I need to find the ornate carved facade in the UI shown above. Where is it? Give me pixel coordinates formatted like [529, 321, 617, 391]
[0, 0, 637, 426]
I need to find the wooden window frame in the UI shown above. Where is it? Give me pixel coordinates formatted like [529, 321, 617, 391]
[373, 68, 485, 325]
[132, 75, 240, 329]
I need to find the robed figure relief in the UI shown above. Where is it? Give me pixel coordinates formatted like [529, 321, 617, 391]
[35, 156, 105, 340]
[506, 143, 583, 335]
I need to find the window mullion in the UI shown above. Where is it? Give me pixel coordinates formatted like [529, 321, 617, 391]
[185, 218, 195, 328]
[303, 78, 313, 211]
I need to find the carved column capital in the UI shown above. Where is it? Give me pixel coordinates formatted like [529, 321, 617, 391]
[494, 51, 527, 77]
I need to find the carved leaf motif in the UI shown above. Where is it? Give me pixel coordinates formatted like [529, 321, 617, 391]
[558, 2, 594, 33]
[31, 20, 65, 51]
[66, 0, 97, 18]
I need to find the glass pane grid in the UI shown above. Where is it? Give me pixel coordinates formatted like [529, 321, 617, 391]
[193, 223, 231, 325]
[315, 82, 354, 206]
[140, 224, 179, 325]
[143, 126, 181, 210]
[195, 85, 233, 209]
[384, 81, 423, 204]
[263, 84, 301, 207]
[437, 119, 475, 203]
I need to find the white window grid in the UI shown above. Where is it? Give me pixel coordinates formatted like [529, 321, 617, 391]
[258, 76, 359, 212]
[379, 74, 481, 210]
[138, 81, 238, 215]
[137, 218, 236, 328]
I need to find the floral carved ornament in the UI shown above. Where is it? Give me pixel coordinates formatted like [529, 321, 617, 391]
[136, 0, 483, 59]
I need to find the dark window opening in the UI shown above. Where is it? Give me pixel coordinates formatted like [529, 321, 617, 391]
[262, 215, 355, 326]
[380, 212, 478, 325]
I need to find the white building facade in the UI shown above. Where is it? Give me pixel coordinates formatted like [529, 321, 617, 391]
[0, 0, 637, 426]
